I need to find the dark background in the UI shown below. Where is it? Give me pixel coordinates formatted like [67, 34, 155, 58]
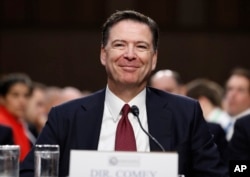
[1, 0, 250, 92]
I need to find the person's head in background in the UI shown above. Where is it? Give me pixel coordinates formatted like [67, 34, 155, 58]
[44, 86, 62, 114]
[25, 82, 47, 133]
[150, 69, 185, 94]
[186, 79, 223, 119]
[44, 86, 84, 114]
[0, 73, 33, 119]
[100, 10, 158, 101]
[57, 86, 83, 104]
[223, 68, 250, 117]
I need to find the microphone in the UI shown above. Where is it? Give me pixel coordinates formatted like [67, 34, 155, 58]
[131, 105, 165, 152]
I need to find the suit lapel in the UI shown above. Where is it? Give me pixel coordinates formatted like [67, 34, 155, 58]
[75, 88, 173, 151]
[146, 88, 173, 151]
[77, 89, 106, 149]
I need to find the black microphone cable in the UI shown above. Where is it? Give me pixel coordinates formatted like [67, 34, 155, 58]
[131, 105, 165, 152]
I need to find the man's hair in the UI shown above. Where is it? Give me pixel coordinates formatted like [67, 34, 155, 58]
[186, 79, 223, 107]
[101, 10, 159, 51]
[228, 67, 250, 92]
[0, 73, 33, 97]
[230, 68, 250, 80]
[31, 82, 47, 95]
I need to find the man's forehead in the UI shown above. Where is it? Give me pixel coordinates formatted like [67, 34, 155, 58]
[107, 21, 152, 42]
[228, 75, 250, 84]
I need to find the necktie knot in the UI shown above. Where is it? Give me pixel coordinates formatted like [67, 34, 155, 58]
[122, 104, 130, 116]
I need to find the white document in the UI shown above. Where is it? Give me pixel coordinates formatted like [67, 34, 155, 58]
[69, 150, 178, 177]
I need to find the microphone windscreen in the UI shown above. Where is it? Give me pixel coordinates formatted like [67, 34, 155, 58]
[131, 105, 139, 116]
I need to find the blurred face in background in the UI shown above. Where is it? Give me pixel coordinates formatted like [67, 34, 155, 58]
[151, 74, 180, 94]
[0, 83, 30, 118]
[25, 88, 47, 124]
[224, 75, 250, 116]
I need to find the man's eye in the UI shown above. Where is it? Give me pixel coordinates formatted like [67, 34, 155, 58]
[137, 45, 148, 51]
[114, 43, 125, 48]
[138, 45, 147, 49]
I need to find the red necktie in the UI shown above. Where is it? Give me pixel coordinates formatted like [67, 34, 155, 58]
[115, 104, 137, 151]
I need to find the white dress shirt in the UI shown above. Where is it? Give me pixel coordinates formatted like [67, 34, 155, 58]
[98, 86, 150, 152]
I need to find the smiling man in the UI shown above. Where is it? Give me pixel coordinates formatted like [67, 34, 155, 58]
[20, 10, 228, 177]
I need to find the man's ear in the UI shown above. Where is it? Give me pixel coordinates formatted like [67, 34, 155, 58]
[151, 50, 158, 71]
[100, 47, 106, 66]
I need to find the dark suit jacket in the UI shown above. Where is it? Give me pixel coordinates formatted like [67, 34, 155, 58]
[228, 114, 250, 160]
[207, 122, 228, 160]
[0, 124, 14, 145]
[20, 88, 228, 177]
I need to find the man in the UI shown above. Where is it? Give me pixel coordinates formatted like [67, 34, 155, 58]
[20, 10, 228, 177]
[223, 68, 250, 140]
[228, 114, 250, 160]
[150, 69, 185, 94]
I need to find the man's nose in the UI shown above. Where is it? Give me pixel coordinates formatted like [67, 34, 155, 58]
[123, 45, 136, 60]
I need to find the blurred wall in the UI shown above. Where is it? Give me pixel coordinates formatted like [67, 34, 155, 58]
[1, 0, 250, 91]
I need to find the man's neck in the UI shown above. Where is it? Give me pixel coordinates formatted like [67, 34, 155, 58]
[107, 83, 146, 103]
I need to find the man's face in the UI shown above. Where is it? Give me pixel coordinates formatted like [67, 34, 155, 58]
[100, 20, 157, 90]
[224, 75, 250, 116]
[1, 83, 30, 118]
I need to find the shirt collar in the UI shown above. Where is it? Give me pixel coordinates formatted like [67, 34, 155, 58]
[233, 108, 250, 120]
[105, 86, 146, 122]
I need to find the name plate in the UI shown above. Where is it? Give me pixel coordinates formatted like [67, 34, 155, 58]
[69, 150, 178, 177]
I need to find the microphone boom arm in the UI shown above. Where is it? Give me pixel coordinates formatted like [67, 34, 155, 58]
[131, 105, 166, 152]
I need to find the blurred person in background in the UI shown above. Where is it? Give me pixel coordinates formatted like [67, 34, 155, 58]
[24, 82, 47, 139]
[44, 86, 62, 114]
[223, 68, 250, 140]
[81, 90, 92, 97]
[0, 73, 33, 161]
[57, 86, 83, 104]
[185, 79, 229, 158]
[0, 124, 14, 145]
[44, 86, 85, 114]
[186, 79, 231, 134]
[25, 85, 84, 139]
[227, 114, 250, 161]
[150, 69, 185, 95]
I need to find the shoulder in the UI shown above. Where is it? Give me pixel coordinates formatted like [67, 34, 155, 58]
[207, 122, 222, 130]
[147, 87, 198, 107]
[207, 122, 225, 135]
[235, 114, 250, 126]
[234, 114, 250, 132]
[231, 115, 250, 145]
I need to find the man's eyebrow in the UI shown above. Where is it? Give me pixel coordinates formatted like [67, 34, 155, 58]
[136, 41, 150, 46]
[111, 40, 150, 45]
[111, 39, 125, 43]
